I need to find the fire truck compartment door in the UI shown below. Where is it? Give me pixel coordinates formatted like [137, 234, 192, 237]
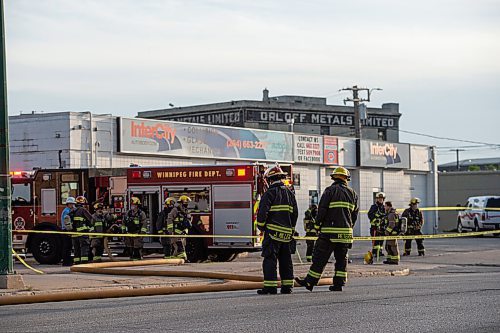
[41, 189, 57, 215]
[212, 184, 253, 247]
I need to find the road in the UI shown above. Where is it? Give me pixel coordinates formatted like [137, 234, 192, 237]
[2, 237, 500, 333]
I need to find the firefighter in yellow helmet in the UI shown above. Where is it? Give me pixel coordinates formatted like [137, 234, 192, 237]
[156, 197, 177, 258]
[70, 196, 93, 264]
[303, 204, 318, 262]
[90, 202, 116, 262]
[122, 197, 147, 260]
[256, 164, 298, 295]
[166, 195, 192, 260]
[367, 192, 387, 263]
[296, 166, 359, 292]
[402, 197, 425, 256]
[383, 201, 402, 265]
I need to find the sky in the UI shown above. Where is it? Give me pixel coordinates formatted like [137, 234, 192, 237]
[5, 0, 500, 164]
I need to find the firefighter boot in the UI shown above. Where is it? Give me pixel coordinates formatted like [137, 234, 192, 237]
[280, 286, 293, 294]
[257, 287, 278, 295]
[294, 277, 314, 292]
[329, 285, 343, 292]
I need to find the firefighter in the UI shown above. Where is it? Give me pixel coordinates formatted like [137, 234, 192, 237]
[90, 203, 115, 262]
[303, 204, 318, 262]
[295, 166, 359, 292]
[166, 195, 192, 260]
[122, 197, 147, 260]
[402, 198, 425, 256]
[367, 192, 386, 262]
[69, 196, 93, 264]
[61, 196, 76, 266]
[383, 201, 401, 265]
[156, 197, 176, 259]
[255, 164, 298, 295]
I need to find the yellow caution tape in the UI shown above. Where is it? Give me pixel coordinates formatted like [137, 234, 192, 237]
[12, 249, 45, 274]
[13, 228, 500, 241]
[359, 206, 500, 214]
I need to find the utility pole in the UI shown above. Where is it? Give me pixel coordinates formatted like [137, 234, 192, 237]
[340, 85, 382, 139]
[0, 0, 24, 288]
[451, 149, 465, 171]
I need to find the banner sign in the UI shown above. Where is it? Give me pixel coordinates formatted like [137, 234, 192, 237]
[293, 134, 323, 164]
[359, 140, 410, 169]
[323, 136, 339, 165]
[119, 117, 293, 162]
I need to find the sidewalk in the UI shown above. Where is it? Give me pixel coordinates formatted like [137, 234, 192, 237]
[1, 253, 410, 297]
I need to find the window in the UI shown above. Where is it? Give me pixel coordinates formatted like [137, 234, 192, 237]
[486, 198, 500, 208]
[320, 126, 330, 135]
[163, 186, 211, 212]
[11, 183, 32, 206]
[378, 129, 387, 141]
[60, 182, 79, 204]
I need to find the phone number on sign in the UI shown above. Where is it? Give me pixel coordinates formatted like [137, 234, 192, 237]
[227, 139, 268, 149]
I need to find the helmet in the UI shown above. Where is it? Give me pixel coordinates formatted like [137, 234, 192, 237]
[178, 195, 191, 204]
[93, 202, 104, 210]
[65, 197, 76, 204]
[376, 192, 386, 199]
[410, 197, 420, 205]
[264, 165, 287, 180]
[75, 196, 87, 205]
[164, 197, 176, 206]
[130, 197, 141, 205]
[330, 166, 351, 180]
[364, 251, 373, 265]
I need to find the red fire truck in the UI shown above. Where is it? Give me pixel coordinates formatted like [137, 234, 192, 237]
[11, 168, 127, 264]
[126, 164, 291, 262]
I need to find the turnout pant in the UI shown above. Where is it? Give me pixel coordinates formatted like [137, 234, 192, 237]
[305, 232, 316, 262]
[160, 235, 172, 258]
[370, 226, 384, 258]
[261, 236, 294, 291]
[91, 237, 104, 262]
[61, 234, 73, 265]
[72, 235, 90, 264]
[404, 229, 425, 255]
[124, 236, 144, 260]
[171, 236, 187, 259]
[385, 240, 400, 263]
[304, 236, 349, 288]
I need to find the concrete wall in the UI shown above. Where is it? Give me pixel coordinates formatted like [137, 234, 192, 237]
[438, 171, 500, 231]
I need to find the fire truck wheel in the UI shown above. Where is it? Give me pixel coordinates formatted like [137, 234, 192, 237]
[31, 234, 62, 265]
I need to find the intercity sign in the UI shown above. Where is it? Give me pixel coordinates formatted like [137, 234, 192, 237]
[359, 140, 410, 169]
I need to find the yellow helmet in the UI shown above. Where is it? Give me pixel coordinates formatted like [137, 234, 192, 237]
[131, 197, 141, 205]
[330, 166, 351, 181]
[178, 195, 191, 204]
[409, 197, 420, 205]
[93, 202, 104, 210]
[75, 196, 87, 205]
[164, 197, 176, 206]
[364, 251, 373, 264]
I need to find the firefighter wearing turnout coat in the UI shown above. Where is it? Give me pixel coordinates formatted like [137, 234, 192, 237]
[256, 165, 298, 295]
[367, 192, 386, 261]
[90, 203, 116, 262]
[295, 166, 359, 292]
[402, 198, 425, 256]
[303, 204, 318, 262]
[69, 196, 94, 265]
[156, 197, 176, 259]
[166, 195, 192, 260]
[122, 197, 147, 260]
[383, 201, 401, 265]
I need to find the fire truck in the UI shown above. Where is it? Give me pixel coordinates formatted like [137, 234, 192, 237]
[126, 164, 292, 262]
[11, 163, 292, 264]
[11, 168, 127, 264]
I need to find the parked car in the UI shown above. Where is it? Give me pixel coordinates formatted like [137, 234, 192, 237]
[457, 196, 500, 233]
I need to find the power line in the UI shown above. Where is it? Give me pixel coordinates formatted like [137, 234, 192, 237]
[399, 129, 500, 147]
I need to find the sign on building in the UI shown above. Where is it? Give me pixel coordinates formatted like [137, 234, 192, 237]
[359, 140, 410, 169]
[323, 136, 339, 165]
[293, 134, 323, 164]
[119, 117, 294, 162]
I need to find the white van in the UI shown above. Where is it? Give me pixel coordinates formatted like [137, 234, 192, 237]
[457, 196, 500, 233]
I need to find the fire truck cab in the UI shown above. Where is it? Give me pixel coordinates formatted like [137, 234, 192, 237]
[11, 168, 127, 264]
[127, 164, 290, 262]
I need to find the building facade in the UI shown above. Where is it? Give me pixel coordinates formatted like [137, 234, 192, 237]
[138, 89, 402, 142]
[9, 111, 438, 236]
